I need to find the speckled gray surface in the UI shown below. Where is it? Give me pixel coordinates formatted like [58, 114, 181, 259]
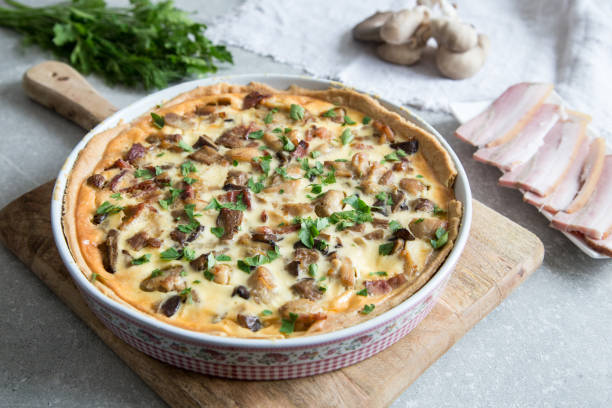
[0, 1, 610, 407]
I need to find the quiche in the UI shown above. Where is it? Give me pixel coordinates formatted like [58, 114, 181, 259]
[62, 83, 462, 339]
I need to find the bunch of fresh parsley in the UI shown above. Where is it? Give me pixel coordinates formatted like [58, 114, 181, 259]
[0, 0, 233, 89]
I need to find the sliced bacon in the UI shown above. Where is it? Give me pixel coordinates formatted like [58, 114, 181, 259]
[455, 83, 553, 147]
[564, 137, 606, 213]
[582, 233, 612, 257]
[473, 104, 560, 171]
[550, 155, 612, 240]
[523, 136, 591, 213]
[242, 91, 270, 109]
[498, 111, 588, 196]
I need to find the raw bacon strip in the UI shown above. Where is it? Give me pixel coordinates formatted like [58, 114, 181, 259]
[473, 104, 560, 171]
[523, 135, 593, 213]
[565, 137, 606, 213]
[455, 83, 553, 147]
[582, 234, 612, 257]
[551, 155, 612, 240]
[498, 111, 589, 196]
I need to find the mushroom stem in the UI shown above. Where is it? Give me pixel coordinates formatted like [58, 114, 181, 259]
[436, 33, 490, 79]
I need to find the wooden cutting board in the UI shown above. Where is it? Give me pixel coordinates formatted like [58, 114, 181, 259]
[0, 61, 544, 408]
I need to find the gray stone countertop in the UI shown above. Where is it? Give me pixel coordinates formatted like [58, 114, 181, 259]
[0, 1, 610, 407]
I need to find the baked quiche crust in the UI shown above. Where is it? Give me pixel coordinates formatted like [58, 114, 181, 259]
[62, 82, 462, 339]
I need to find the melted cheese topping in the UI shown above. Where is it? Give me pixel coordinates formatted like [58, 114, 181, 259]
[74, 92, 454, 339]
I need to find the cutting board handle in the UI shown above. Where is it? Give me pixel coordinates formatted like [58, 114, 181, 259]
[22, 60, 117, 131]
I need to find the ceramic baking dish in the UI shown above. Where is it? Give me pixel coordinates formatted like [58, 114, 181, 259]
[51, 74, 472, 380]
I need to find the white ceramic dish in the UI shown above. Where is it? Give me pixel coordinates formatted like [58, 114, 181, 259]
[451, 93, 609, 259]
[51, 74, 473, 379]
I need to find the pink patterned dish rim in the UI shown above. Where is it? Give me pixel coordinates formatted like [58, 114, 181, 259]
[51, 74, 472, 380]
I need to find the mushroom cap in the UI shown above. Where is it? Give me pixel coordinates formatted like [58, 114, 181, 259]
[431, 18, 478, 53]
[380, 7, 429, 45]
[377, 43, 424, 66]
[436, 33, 490, 79]
[352, 11, 393, 42]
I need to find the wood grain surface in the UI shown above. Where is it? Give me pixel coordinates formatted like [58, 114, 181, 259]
[22, 61, 117, 130]
[0, 181, 543, 408]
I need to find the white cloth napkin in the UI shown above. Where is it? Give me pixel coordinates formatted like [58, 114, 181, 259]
[207, 0, 612, 141]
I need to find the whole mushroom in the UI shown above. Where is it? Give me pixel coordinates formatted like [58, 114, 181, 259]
[435, 33, 490, 79]
[352, 1, 489, 79]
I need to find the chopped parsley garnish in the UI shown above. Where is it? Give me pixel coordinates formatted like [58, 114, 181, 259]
[110, 193, 122, 200]
[318, 286, 327, 293]
[279, 134, 295, 152]
[181, 161, 197, 176]
[211, 227, 225, 238]
[343, 115, 356, 125]
[156, 152, 165, 157]
[299, 158, 324, 179]
[308, 263, 318, 277]
[232, 159, 239, 167]
[237, 246, 280, 273]
[361, 304, 375, 314]
[328, 210, 372, 228]
[384, 150, 407, 162]
[378, 242, 394, 256]
[321, 168, 336, 185]
[177, 140, 194, 152]
[389, 220, 402, 233]
[134, 168, 153, 179]
[248, 130, 264, 139]
[343, 194, 371, 213]
[362, 116, 372, 125]
[90, 273, 98, 282]
[180, 270, 187, 277]
[310, 184, 322, 194]
[131, 254, 151, 265]
[183, 247, 196, 261]
[375, 191, 393, 205]
[297, 217, 330, 248]
[280, 312, 298, 334]
[275, 167, 298, 180]
[290, 104, 305, 121]
[322, 108, 336, 118]
[215, 254, 231, 262]
[340, 128, 353, 145]
[183, 176, 196, 185]
[264, 108, 278, 124]
[370, 271, 388, 277]
[193, 280, 201, 284]
[150, 269, 163, 278]
[430, 227, 449, 249]
[414, 218, 424, 224]
[179, 287, 192, 300]
[433, 205, 447, 216]
[416, 174, 424, 178]
[334, 158, 348, 162]
[158, 188, 183, 210]
[176, 220, 200, 234]
[310, 151, 321, 159]
[247, 177, 265, 193]
[253, 155, 272, 175]
[151, 112, 164, 128]
[356, 288, 368, 296]
[160, 247, 181, 260]
[96, 201, 123, 215]
[204, 270, 215, 281]
[279, 189, 284, 194]
[261, 309, 273, 316]
[205, 194, 247, 211]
